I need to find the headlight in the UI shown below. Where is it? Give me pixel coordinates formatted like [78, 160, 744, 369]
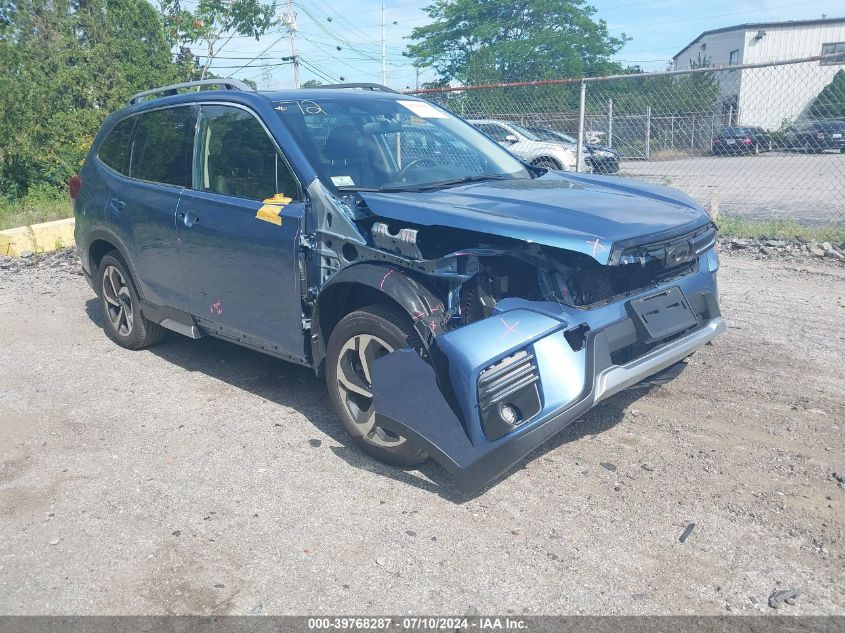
[594, 149, 614, 158]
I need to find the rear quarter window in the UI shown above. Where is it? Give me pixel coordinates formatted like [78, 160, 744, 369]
[130, 106, 194, 187]
[97, 117, 135, 175]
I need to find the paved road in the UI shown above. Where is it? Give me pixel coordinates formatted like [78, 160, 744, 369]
[619, 152, 845, 226]
[0, 252, 844, 615]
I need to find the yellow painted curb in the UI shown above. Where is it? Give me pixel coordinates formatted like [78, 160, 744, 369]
[0, 217, 75, 257]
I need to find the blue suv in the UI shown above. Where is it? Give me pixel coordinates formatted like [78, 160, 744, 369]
[73, 80, 724, 493]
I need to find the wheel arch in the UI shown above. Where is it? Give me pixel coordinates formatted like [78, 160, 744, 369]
[310, 263, 448, 376]
[85, 229, 145, 300]
[530, 156, 563, 169]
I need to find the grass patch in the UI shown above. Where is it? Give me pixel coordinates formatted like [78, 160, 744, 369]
[716, 214, 845, 245]
[0, 187, 73, 231]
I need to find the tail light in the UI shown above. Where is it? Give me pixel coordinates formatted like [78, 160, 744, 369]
[713, 138, 721, 144]
[816, 132, 825, 138]
[69, 175, 82, 200]
[742, 137, 752, 145]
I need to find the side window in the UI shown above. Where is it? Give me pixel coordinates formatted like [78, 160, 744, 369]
[197, 105, 298, 201]
[130, 107, 194, 187]
[97, 117, 135, 175]
[821, 42, 845, 65]
[478, 124, 511, 142]
[728, 49, 739, 66]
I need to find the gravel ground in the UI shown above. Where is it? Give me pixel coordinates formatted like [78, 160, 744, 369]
[620, 152, 845, 225]
[0, 249, 843, 615]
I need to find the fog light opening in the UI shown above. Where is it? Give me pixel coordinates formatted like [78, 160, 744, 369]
[499, 403, 522, 426]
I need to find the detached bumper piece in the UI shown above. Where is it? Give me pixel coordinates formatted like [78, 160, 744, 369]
[372, 302, 725, 495]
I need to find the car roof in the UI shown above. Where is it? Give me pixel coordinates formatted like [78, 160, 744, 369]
[124, 86, 426, 116]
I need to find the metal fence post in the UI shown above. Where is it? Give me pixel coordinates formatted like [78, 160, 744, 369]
[645, 105, 652, 160]
[608, 98, 613, 148]
[576, 80, 586, 172]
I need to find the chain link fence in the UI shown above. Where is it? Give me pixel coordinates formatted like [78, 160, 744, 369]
[407, 56, 845, 227]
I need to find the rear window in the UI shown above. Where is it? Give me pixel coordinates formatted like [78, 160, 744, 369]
[97, 117, 135, 175]
[129, 106, 194, 187]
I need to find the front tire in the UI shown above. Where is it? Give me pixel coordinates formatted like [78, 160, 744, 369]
[326, 304, 428, 467]
[96, 252, 164, 350]
[530, 157, 562, 170]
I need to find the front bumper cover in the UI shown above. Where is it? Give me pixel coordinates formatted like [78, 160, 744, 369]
[372, 312, 725, 495]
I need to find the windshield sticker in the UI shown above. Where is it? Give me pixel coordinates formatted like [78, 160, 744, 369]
[398, 100, 448, 119]
[330, 175, 355, 187]
[275, 100, 325, 115]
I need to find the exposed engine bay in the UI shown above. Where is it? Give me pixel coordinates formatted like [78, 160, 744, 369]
[343, 208, 714, 328]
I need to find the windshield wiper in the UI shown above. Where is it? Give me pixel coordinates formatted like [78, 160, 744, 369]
[336, 174, 512, 194]
[407, 174, 512, 191]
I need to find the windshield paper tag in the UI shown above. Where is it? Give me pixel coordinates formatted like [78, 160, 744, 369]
[331, 175, 355, 187]
[398, 100, 448, 119]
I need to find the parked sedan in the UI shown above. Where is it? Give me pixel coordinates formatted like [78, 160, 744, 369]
[468, 119, 577, 171]
[782, 120, 845, 153]
[711, 126, 769, 155]
[522, 125, 620, 173]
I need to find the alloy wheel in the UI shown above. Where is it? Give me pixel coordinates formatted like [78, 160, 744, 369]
[335, 333, 406, 448]
[101, 265, 134, 337]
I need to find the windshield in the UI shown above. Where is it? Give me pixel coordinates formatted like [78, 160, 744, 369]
[274, 96, 530, 191]
[523, 126, 576, 144]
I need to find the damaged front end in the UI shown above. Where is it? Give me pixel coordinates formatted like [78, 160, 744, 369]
[307, 180, 724, 494]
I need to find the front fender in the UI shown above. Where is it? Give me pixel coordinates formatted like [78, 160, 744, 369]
[310, 262, 449, 371]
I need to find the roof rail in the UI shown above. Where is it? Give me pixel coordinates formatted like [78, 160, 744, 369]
[128, 79, 254, 106]
[308, 83, 399, 94]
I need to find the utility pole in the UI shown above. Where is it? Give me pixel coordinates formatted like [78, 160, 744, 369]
[381, 2, 387, 86]
[282, 0, 300, 88]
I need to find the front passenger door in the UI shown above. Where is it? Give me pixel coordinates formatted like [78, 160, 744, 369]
[176, 104, 307, 362]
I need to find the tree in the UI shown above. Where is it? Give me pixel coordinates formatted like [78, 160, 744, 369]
[406, 0, 628, 85]
[158, 0, 277, 80]
[301, 79, 324, 88]
[0, 0, 178, 195]
[808, 69, 845, 120]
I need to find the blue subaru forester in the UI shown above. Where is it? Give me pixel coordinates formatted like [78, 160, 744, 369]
[73, 79, 724, 493]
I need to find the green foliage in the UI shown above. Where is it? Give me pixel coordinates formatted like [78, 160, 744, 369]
[808, 69, 845, 120]
[0, 0, 178, 197]
[407, 0, 629, 85]
[158, 0, 277, 80]
[301, 79, 324, 88]
[0, 186, 73, 230]
[717, 214, 845, 246]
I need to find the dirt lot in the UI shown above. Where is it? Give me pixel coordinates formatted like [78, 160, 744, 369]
[620, 152, 845, 225]
[0, 250, 843, 615]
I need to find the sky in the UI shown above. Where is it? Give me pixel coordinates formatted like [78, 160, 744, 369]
[177, 0, 845, 90]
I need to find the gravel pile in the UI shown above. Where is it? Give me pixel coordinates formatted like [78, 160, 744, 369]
[0, 247, 81, 275]
[719, 237, 845, 263]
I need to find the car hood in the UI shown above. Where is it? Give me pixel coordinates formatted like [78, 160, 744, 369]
[359, 172, 710, 264]
[587, 143, 618, 155]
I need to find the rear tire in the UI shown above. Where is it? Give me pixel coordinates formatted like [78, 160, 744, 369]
[96, 252, 165, 350]
[326, 304, 428, 467]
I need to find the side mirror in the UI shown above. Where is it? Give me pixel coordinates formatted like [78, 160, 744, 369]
[504, 134, 519, 144]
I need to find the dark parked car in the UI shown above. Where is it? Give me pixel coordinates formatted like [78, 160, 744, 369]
[711, 126, 770, 154]
[72, 80, 723, 493]
[522, 125, 621, 173]
[782, 120, 845, 153]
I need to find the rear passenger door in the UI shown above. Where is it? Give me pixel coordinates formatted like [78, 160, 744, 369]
[175, 104, 308, 363]
[111, 106, 194, 308]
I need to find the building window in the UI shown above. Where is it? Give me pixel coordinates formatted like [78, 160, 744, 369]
[821, 42, 845, 65]
[729, 49, 739, 66]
